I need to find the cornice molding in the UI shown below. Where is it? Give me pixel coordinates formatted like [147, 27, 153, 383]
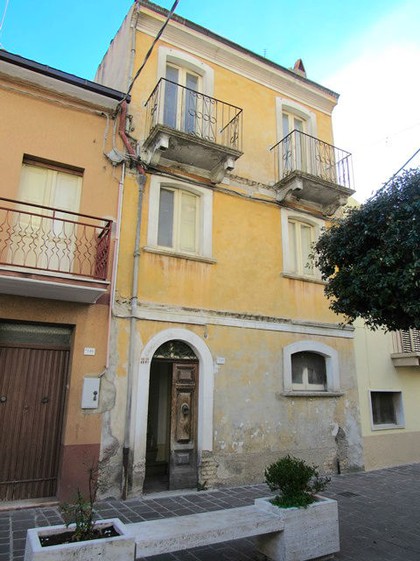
[114, 300, 354, 339]
[136, 10, 338, 115]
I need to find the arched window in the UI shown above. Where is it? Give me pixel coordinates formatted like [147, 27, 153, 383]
[283, 341, 341, 395]
[291, 351, 327, 391]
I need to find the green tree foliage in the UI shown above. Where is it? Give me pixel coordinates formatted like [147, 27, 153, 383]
[313, 168, 420, 331]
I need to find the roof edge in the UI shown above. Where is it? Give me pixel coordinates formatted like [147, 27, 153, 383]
[0, 50, 130, 103]
[136, 0, 339, 100]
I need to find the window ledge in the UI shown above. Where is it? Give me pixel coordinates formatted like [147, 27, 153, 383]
[143, 246, 217, 264]
[391, 352, 420, 367]
[371, 424, 405, 431]
[283, 391, 344, 398]
[282, 272, 325, 285]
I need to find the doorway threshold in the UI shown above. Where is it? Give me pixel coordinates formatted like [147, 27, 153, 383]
[143, 488, 200, 500]
[0, 496, 58, 512]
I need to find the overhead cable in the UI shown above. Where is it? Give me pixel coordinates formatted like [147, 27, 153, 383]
[382, 147, 420, 188]
[0, 0, 10, 46]
[123, 0, 180, 101]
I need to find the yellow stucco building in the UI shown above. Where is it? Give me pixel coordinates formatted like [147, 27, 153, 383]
[0, 51, 126, 501]
[2, 2, 419, 509]
[95, 1, 364, 497]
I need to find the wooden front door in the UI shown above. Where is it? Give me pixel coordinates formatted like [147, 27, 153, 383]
[0, 344, 69, 500]
[169, 362, 198, 490]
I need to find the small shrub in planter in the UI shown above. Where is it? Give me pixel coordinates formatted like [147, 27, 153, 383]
[264, 454, 330, 508]
[38, 491, 118, 547]
[40, 462, 118, 547]
[25, 462, 135, 561]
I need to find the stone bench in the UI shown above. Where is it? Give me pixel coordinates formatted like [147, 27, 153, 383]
[127, 504, 285, 558]
[25, 497, 338, 561]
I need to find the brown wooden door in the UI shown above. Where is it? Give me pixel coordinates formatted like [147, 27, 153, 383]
[0, 344, 69, 500]
[169, 362, 198, 490]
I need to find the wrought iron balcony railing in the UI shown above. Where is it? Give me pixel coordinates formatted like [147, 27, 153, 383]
[393, 329, 420, 354]
[271, 130, 353, 190]
[144, 78, 243, 151]
[0, 197, 112, 280]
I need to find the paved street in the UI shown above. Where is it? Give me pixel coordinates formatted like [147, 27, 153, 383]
[1, 463, 420, 561]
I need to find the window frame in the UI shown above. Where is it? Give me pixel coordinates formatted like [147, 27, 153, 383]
[291, 351, 327, 391]
[369, 390, 405, 431]
[13, 159, 83, 273]
[146, 176, 213, 261]
[283, 341, 341, 396]
[156, 48, 215, 142]
[276, 98, 317, 141]
[163, 63, 203, 133]
[275, 98, 317, 178]
[287, 218, 316, 277]
[157, 47, 214, 97]
[19, 160, 82, 212]
[281, 208, 323, 281]
[157, 186, 200, 254]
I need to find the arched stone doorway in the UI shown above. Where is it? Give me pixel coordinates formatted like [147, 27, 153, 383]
[132, 328, 214, 496]
[144, 340, 199, 492]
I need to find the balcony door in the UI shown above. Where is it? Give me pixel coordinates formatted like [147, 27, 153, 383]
[163, 64, 202, 135]
[282, 112, 308, 175]
[13, 162, 82, 272]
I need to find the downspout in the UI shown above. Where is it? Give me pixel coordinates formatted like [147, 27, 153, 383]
[118, 99, 146, 499]
[105, 161, 125, 370]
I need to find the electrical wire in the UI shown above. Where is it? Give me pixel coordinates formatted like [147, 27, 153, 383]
[0, 0, 10, 46]
[122, 0, 180, 101]
[382, 147, 420, 188]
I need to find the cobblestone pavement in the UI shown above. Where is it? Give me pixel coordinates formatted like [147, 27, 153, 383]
[1, 463, 420, 561]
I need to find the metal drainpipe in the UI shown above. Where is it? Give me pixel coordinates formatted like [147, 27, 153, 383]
[105, 161, 125, 370]
[118, 100, 146, 499]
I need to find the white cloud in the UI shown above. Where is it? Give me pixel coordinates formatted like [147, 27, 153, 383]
[323, 0, 420, 201]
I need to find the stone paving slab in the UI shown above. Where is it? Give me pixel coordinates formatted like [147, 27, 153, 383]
[1, 463, 420, 560]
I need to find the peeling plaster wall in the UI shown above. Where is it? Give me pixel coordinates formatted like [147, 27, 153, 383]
[98, 316, 131, 497]
[99, 311, 363, 497]
[208, 325, 363, 486]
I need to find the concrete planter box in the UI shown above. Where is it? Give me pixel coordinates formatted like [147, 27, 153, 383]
[254, 496, 339, 561]
[24, 518, 135, 561]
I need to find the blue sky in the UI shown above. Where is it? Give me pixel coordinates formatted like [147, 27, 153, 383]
[0, 0, 405, 81]
[1, 0, 419, 200]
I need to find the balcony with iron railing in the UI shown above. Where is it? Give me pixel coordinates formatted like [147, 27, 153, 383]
[391, 329, 420, 367]
[142, 78, 243, 182]
[0, 197, 112, 303]
[271, 130, 355, 214]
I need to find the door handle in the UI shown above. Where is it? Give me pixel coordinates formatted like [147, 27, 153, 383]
[181, 403, 190, 416]
[0, 396, 6, 403]
[41, 397, 49, 404]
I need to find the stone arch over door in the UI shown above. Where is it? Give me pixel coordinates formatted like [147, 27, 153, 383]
[132, 328, 214, 486]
